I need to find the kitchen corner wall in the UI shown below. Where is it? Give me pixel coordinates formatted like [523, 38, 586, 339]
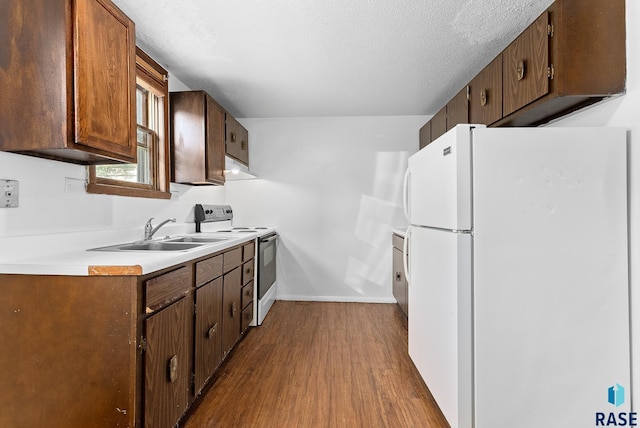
[225, 116, 424, 303]
[0, 74, 226, 238]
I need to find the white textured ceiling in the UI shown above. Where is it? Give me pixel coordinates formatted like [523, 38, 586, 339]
[111, 0, 554, 118]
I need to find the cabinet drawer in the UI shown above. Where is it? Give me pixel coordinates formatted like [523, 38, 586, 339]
[242, 259, 254, 285]
[242, 281, 254, 310]
[223, 247, 242, 273]
[242, 241, 255, 262]
[145, 267, 191, 313]
[241, 304, 253, 332]
[392, 233, 405, 251]
[195, 254, 223, 287]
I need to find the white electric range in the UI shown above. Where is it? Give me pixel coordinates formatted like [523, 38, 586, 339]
[194, 204, 277, 326]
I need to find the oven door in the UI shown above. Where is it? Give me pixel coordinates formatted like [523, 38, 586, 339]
[258, 232, 277, 299]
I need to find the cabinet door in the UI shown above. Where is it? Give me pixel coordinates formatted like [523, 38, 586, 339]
[206, 97, 225, 185]
[446, 87, 469, 131]
[144, 297, 191, 428]
[194, 277, 223, 395]
[171, 91, 206, 183]
[419, 121, 431, 150]
[430, 107, 447, 142]
[222, 267, 242, 356]
[469, 55, 503, 125]
[236, 122, 249, 166]
[503, 13, 549, 117]
[74, 0, 136, 161]
[225, 114, 249, 166]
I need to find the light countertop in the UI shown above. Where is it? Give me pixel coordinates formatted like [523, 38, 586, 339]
[0, 223, 256, 277]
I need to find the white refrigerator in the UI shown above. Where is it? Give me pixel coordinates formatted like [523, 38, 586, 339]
[403, 124, 630, 428]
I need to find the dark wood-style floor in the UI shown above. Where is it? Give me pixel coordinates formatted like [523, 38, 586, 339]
[181, 301, 449, 427]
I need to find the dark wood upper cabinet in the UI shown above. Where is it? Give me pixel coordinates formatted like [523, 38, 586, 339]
[418, 0, 625, 134]
[446, 87, 470, 131]
[419, 121, 431, 150]
[225, 114, 249, 166]
[0, 0, 137, 164]
[170, 91, 225, 185]
[430, 106, 447, 142]
[502, 13, 550, 118]
[496, 0, 625, 126]
[469, 55, 503, 125]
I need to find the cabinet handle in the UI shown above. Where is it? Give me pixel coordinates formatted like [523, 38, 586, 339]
[207, 323, 217, 339]
[230, 132, 236, 143]
[480, 89, 488, 106]
[241, 140, 247, 150]
[516, 59, 526, 81]
[231, 301, 238, 317]
[168, 355, 179, 383]
[245, 267, 251, 274]
[245, 311, 252, 321]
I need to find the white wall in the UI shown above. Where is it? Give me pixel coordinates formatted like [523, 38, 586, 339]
[225, 116, 425, 302]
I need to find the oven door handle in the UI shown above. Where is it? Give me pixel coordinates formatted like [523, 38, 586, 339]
[260, 235, 278, 243]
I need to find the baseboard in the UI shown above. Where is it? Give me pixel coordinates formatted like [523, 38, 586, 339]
[276, 295, 397, 304]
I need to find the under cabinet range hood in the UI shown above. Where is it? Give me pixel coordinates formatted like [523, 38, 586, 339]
[224, 156, 257, 180]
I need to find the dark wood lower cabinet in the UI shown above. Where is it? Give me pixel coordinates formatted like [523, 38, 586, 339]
[392, 233, 408, 318]
[0, 239, 256, 428]
[194, 277, 224, 395]
[144, 296, 191, 428]
[222, 267, 243, 356]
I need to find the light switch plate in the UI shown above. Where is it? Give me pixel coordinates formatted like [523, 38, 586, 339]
[1, 179, 19, 208]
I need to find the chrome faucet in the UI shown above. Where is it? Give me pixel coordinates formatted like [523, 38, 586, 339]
[144, 218, 176, 240]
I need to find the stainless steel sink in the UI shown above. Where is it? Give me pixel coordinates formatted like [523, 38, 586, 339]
[89, 235, 230, 252]
[118, 241, 204, 251]
[165, 236, 229, 243]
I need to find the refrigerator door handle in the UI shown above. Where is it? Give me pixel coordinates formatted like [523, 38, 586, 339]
[403, 167, 411, 222]
[403, 225, 411, 284]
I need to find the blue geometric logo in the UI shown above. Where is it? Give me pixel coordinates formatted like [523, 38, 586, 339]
[608, 384, 625, 407]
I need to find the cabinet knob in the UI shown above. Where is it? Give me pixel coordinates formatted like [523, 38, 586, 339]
[516, 59, 526, 81]
[167, 355, 179, 383]
[207, 323, 217, 339]
[230, 132, 236, 143]
[231, 301, 238, 317]
[480, 89, 488, 106]
[395, 272, 402, 281]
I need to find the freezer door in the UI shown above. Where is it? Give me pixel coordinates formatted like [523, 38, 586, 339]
[408, 226, 472, 428]
[407, 124, 484, 230]
[471, 127, 630, 427]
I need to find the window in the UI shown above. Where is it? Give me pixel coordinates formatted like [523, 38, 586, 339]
[87, 47, 171, 199]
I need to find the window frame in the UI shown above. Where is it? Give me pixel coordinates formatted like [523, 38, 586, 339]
[87, 47, 171, 199]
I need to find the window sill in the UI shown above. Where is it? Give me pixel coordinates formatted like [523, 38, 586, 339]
[87, 182, 171, 200]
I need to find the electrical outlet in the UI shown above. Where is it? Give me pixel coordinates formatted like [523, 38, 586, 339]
[1, 179, 19, 208]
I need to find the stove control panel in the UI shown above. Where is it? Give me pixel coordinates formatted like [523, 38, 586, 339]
[194, 204, 233, 232]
